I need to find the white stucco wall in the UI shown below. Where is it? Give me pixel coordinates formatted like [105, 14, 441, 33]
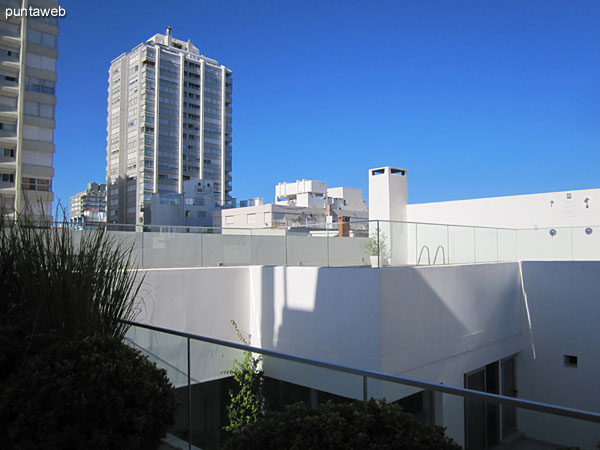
[134, 262, 525, 446]
[130, 261, 600, 447]
[516, 261, 600, 448]
[407, 188, 600, 229]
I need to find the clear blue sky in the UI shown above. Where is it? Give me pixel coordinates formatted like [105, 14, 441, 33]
[55, 0, 600, 211]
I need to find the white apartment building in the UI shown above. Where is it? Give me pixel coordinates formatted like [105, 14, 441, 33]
[69, 181, 106, 226]
[220, 179, 368, 229]
[0, 0, 58, 218]
[106, 28, 232, 225]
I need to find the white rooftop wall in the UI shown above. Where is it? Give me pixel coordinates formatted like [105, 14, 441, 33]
[408, 188, 600, 229]
[276, 179, 328, 203]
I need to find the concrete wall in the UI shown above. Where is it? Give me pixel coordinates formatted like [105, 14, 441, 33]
[129, 261, 600, 448]
[408, 188, 600, 229]
[516, 261, 600, 448]
[135, 262, 525, 447]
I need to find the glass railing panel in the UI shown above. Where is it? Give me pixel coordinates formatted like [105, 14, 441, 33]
[372, 377, 600, 450]
[571, 226, 600, 260]
[105, 223, 137, 232]
[404, 222, 418, 266]
[475, 227, 498, 263]
[188, 339, 246, 450]
[416, 223, 448, 265]
[202, 228, 251, 266]
[141, 231, 203, 268]
[498, 228, 518, 261]
[448, 225, 475, 264]
[286, 229, 328, 267]
[262, 355, 365, 402]
[515, 404, 600, 449]
[124, 325, 190, 445]
[125, 323, 600, 450]
[517, 227, 573, 261]
[250, 228, 286, 266]
[386, 220, 410, 267]
[328, 221, 370, 267]
[100, 229, 144, 266]
[185, 342, 363, 448]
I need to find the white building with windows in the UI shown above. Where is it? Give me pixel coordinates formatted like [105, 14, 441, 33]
[0, 0, 58, 218]
[219, 179, 368, 229]
[69, 181, 106, 226]
[106, 28, 232, 226]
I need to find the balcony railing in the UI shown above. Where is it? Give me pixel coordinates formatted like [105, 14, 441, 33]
[62, 220, 600, 269]
[124, 320, 600, 450]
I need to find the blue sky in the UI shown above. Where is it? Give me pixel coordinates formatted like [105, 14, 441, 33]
[55, 0, 600, 211]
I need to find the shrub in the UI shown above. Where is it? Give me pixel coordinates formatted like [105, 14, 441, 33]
[0, 211, 176, 449]
[222, 399, 461, 450]
[0, 335, 177, 450]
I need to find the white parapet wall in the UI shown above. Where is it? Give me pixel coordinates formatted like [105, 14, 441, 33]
[130, 260, 600, 447]
[407, 188, 600, 229]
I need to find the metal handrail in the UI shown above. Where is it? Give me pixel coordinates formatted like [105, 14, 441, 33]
[433, 245, 446, 265]
[60, 220, 600, 235]
[417, 245, 430, 265]
[123, 320, 600, 424]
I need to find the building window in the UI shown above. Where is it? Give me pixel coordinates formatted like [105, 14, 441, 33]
[22, 125, 53, 143]
[25, 77, 55, 95]
[22, 177, 51, 192]
[1, 173, 15, 183]
[247, 213, 256, 224]
[26, 53, 56, 72]
[0, 122, 16, 132]
[24, 101, 54, 119]
[226, 216, 234, 225]
[27, 29, 57, 49]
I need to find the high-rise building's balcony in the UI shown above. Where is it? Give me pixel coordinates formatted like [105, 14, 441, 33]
[0, 60, 20, 73]
[0, 35, 21, 49]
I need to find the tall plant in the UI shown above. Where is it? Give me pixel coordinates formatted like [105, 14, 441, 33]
[0, 210, 143, 369]
[223, 320, 265, 434]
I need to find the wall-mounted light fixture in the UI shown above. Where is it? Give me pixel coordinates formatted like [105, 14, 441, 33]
[549, 229, 557, 237]
[585, 227, 593, 235]
[584, 198, 590, 209]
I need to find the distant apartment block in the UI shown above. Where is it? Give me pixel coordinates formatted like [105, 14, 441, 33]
[70, 182, 106, 226]
[0, 0, 58, 218]
[219, 179, 368, 228]
[106, 28, 233, 226]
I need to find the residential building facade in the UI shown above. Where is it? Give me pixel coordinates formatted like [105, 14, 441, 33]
[106, 28, 232, 225]
[0, 0, 58, 218]
[219, 179, 368, 229]
[69, 181, 106, 226]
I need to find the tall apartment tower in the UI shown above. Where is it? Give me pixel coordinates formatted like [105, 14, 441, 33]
[106, 29, 233, 225]
[70, 182, 106, 226]
[0, 0, 59, 218]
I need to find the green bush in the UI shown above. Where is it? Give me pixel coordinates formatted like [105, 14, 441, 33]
[1, 335, 177, 450]
[0, 212, 176, 449]
[222, 399, 461, 450]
